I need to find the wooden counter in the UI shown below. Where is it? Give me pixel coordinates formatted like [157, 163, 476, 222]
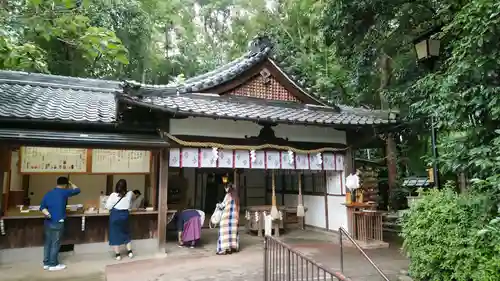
[0, 209, 177, 249]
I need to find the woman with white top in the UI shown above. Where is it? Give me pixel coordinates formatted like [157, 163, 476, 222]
[105, 179, 134, 260]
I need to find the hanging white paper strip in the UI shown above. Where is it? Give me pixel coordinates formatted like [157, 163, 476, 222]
[266, 151, 281, 169]
[295, 153, 309, 170]
[309, 153, 323, 170]
[280, 151, 294, 169]
[234, 150, 250, 168]
[181, 148, 199, 168]
[251, 150, 266, 169]
[335, 154, 345, 171]
[322, 153, 335, 170]
[169, 148, 180, 167]
[199, 148, 217, 168]
[218, 149, 234, 168]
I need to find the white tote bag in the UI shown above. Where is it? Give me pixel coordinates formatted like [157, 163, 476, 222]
[210, 203, 224, 228]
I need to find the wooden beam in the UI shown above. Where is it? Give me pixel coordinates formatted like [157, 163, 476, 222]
[156, 148, 169, 252]
[344, 147, 355, 175]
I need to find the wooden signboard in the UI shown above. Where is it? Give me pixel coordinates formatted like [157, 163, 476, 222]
[91, 149, 151, 174]
[20, 147, 88, 174]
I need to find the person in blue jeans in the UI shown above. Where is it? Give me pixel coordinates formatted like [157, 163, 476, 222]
[39, 176, 80, 271]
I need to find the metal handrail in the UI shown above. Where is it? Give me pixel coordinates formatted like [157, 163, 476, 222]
[339, 227, 390, 281]
[264, 235, 351, 281]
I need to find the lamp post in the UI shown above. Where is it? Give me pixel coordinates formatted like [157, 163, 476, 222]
[413, 28, 441, 188]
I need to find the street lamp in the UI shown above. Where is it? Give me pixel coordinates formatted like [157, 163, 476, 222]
[413, 28, 441, 188]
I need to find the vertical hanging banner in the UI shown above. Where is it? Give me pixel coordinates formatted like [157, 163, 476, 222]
[252, 150, 266, 169]
[295, 153, 309, 170]
[309, 153, 323, 170]
[280, 151, 294, 169]
[218, 149, 234, 168]
[169, 148, 180, 167]
[234, 150, 250, 168]
[181, 148, 199, 168]
[335, 154, 345, 171]
[199, 148, 217, 168]
[266, 151, 281, 169]
[322, 153, 335, 170]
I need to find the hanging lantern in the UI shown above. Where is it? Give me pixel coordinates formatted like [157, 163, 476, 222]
[288, 150, 294, 165]
[222, 173, 229, 184]
[250, 150, 257, 163]
[316, 153, 322, 165]
[212, 147, 219, 161]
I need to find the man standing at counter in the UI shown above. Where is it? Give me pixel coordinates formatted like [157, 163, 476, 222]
[40, 177, 81, 271]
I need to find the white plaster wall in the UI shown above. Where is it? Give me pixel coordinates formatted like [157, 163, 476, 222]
[327, 196, 348, 231]
[170, 117, 346, 144]
[284, 194, 326, 229]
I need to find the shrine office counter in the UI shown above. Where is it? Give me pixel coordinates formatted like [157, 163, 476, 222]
[0, 209, 167, 249]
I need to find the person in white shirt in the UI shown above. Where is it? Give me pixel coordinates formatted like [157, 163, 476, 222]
[130, 190, 144, 210]
[105, 179, 134, 260]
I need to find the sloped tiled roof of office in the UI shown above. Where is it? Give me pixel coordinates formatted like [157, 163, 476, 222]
[0, 71, 119, 123]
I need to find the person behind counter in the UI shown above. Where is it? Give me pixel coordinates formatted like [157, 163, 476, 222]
[105, 179, 134, 261]
[176, 209, 204, 248]
[130, 189, 144, 209]
[40, 177, 81, 271]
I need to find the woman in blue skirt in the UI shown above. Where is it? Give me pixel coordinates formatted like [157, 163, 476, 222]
[105, 179, 134, 260]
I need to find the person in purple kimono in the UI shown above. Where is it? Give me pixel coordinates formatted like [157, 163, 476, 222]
[176, 209, 204, 248]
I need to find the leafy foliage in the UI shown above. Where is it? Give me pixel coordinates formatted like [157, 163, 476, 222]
[1, 0, 129, 77]
[401, 186, 500, 281]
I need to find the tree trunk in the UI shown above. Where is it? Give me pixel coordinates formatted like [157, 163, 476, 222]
[379, 52, 397, 190]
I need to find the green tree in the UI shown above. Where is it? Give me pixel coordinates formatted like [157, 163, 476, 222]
[1, 0, 129, 77]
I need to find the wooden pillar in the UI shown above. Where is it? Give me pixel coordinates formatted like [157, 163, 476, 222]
[157, 148, 169, 252]
[344, 147, 355, 174]
[0, 145, 11, 214]
[323, 171, 329, 231]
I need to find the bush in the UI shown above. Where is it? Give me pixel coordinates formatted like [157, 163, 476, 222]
[400, 187, 500, 281]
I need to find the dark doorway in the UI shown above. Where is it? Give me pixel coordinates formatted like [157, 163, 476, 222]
[204, 173, 218, 213]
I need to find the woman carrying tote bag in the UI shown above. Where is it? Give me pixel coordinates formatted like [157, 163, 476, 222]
[105, 179, 134, 260]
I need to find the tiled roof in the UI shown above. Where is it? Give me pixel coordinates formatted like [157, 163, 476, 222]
[120, 93, 397, 126]
[123, 36, 328, 106]
[122, 36, 398, 126]
[0, 71, 119, 123]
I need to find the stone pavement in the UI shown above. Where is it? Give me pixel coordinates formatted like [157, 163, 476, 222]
[106, 230, 408, 281]
[0, 229, 408, 281]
